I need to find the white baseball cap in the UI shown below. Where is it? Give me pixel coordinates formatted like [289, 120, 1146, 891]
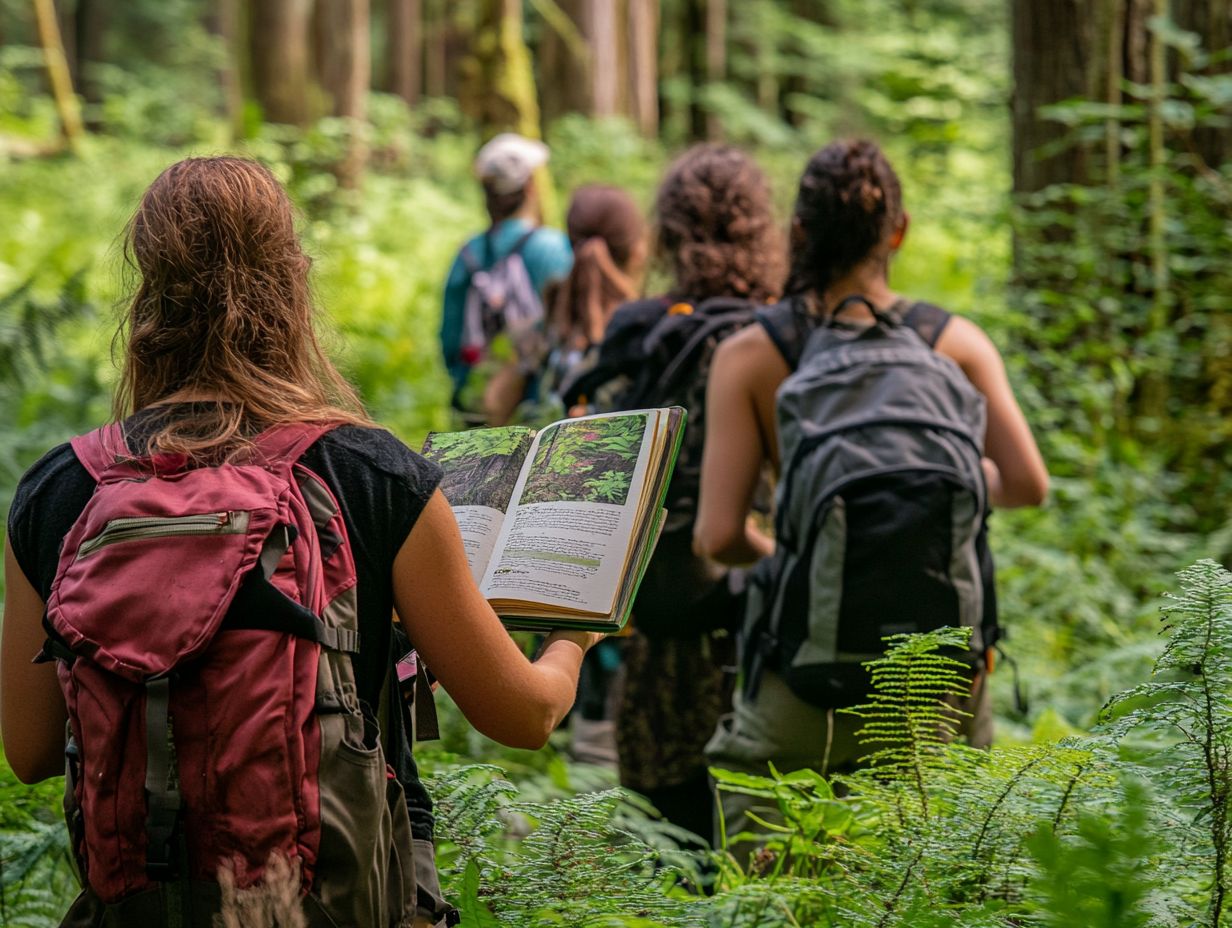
[474, 133, 550, 195]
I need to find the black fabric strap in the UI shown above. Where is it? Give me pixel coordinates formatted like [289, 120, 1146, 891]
[144, 677, 181, 881]
[413, 671, 441, 743]
[223, 570, 360, 654]
[757, 297, 814, 372]
[900, 300, 952, 349]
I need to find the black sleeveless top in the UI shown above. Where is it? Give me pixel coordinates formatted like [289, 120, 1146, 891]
[757, 296, 952, 371]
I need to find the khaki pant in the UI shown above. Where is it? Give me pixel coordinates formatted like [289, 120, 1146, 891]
[705, 670, 992, 852]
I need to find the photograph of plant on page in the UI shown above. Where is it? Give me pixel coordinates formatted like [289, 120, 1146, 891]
[518, 414, 646, 506]
[422, 426, 534, 512]
[481, 411, 659, 615]
[422, 426, 535, 582]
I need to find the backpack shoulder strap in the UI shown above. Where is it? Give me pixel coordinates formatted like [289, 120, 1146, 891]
[69, 423, 129, 481]
[507, 227, 539, 258]
[252, 421, 342, 467]
[458, 242, 482, 276]
[899, 300, 952, 349]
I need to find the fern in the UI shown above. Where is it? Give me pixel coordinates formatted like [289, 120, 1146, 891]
[840, 626, 975, 819]
[428, 764, 703, 927]
[1101, 559, 1232, 925]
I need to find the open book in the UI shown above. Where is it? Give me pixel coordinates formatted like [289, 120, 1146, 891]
[422, 408, 685, 632]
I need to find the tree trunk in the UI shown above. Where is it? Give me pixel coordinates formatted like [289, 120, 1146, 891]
[1010, 0, 1097, 196]
[73, 0, 106, 112]
[589, 0, 617, 118]
[316, 0, 370, 189]
[32, 0, 84, 149]
[704, 0, 725, 138]
[388, 0, 422, 106]
[250, 0, 314, 126]
[462, 0, 542, 140]
[684, 0, 705, 139]
[208, 0, 245, 139]
[627, 0, 657, 136]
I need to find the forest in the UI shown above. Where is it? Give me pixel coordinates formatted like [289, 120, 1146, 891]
[0, 0, 1230, 925]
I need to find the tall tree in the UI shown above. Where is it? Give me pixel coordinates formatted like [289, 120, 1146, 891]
[208, 0, 245, 138]
[250, 0, 314, 126]
[388, 0, 422, 106]
[627, 0, 658, 135]
[1010, 0, 1097, 196]
[32, 0, 84, 149]
[462, 0, 541, 140]
[537, 0, 653, 130]
[316, 0, 371, 188]
[72, 0, 107, 111]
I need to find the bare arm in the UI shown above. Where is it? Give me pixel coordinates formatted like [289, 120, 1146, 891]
[937, 317, 1049, 508]
[693, 333, 779, 564]
[2, 538, 67, 783]
[392, 491, 598, 750]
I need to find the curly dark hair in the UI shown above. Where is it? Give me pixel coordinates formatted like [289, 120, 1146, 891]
[787, 139, 903, 296]
[653, 144, 784, 304]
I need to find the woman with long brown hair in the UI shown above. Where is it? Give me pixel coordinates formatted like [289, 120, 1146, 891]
[547, 184, 646, 386]
[2, 157, 600, 927]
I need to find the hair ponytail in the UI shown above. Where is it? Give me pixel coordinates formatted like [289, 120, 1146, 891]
[553, 235, 638, 350]
[552, 186, 646, 351]
[788, 139, 903, 298]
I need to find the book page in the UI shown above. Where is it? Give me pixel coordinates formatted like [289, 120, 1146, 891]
[421, 427, 535, 583]
[480, 410, 664, 615]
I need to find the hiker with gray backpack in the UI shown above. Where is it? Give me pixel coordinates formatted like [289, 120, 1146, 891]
[694, 139, 1049, 843]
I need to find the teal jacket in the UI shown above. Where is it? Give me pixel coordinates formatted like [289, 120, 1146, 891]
[440, 219, 573, 389]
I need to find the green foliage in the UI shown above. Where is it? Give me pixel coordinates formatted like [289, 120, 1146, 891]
[1025, 781, 1158, 928]
[0, 748, 78, 924]
[427, 765, 700, 927]
[583, 470, 633, 504]
[841, 627, 973, 817]
[424, 427, 534, 464]
[1102, 559, 1232, 924]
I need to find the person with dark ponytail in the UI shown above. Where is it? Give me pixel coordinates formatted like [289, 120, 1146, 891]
[695, 139, 1048, 840]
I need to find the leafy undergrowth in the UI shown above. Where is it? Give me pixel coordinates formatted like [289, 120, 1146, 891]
[410, 561, 1232, 927]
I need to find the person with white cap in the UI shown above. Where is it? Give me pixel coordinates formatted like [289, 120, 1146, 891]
[440, 133, 574, 424]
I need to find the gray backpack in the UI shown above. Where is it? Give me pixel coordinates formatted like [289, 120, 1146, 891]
[743, 296, 993, 709]
[459, 229, 547, 373]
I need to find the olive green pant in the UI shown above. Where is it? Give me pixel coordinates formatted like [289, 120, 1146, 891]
[705, 670, 992, 854]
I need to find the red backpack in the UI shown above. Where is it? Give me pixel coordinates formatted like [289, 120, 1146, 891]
[41, 422, 418, 927]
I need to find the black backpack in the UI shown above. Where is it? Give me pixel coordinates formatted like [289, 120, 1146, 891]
[563, 296, 756, 636]
[744, 295, 998, 708]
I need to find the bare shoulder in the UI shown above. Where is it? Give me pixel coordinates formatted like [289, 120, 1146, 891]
[934, 313, 1004, 376]
[714, 322, 790, 382]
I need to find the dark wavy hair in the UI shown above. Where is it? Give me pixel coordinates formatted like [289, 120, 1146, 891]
[653, 144, 783, 303]
[787, 139, 903, 296]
